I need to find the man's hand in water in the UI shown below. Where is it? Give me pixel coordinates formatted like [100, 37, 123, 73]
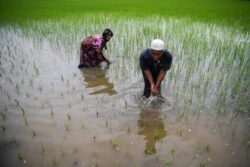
[151, 84, 158, 96]
[106, 59, 111, 65]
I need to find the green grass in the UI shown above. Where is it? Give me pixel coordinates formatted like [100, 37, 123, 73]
[0, 0, 250, 29]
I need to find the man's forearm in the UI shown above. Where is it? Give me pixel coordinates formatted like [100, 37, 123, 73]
[144, 69, 154, 86]
[155, 70, 166, 88]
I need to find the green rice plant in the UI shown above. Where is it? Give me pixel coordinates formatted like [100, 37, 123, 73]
[144, 148, 153, 155]
[205, 144, 211, 153]
[81, 93, 84, 100]
[39, 143, 46, 155]
[64, 122, 70, 132]
[66, 112, 71, 121]
[105, 119, 109, 127]
[30, 130, 37, 138]
[21, 107, 26, 116]
[80, 120, 85, 129]
[124, 101, 128, 108]
[66, 79, 69, 88]
[92, 160, 98, 167]
[164, 160, 172, 167]
[194, 146, 201, 158]
[176, 127, 183, 136]
[38, 85, 42, 93]
[170, 148, 176, 159]
[24, 117, 28, 126]
[0, 124, 6, 132]
[51, 157, 57, 167]
[154, 131, 166, 140]
[127, 126, 131, 134]
[29, 79, 33, 87]
[10, 136, 17, 143]
[60, 75, 64, 82]
[92, 135, 96, 142]
[50, 107, 54, 119]
[15, 84, 20, 95]
[0, 111, 7, 121]
[7, 93, 11, 102]
[14, 99, 19, 106]
[200, 160, 208, 167]
[33, 63, 39, 76]
[111, 139, 120, 150]
[17, 152, 23, 161]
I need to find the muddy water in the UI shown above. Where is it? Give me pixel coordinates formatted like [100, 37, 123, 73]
[0, 28, 250, 167]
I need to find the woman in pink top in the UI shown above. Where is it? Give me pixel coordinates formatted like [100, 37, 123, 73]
[78, 28, 113, 68]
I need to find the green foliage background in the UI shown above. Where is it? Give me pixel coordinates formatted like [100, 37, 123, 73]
[0, 0, 250, 29]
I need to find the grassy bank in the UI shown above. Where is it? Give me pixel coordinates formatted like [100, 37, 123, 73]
[0, 0, 250, 29]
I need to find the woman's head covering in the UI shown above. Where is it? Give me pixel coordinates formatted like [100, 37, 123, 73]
[102, 28, 113, 38]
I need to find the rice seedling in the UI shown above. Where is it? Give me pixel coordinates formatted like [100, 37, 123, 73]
[81, 93, 84, 100]
[92, 135, 96, 142]
[80, 120, 85, 129]
[64, 122, 70, 132]
[96, 111, 99, 118]
[7, 93, 11, 102]
[92, 160, 98, 167]
[33, 63, 39, 76]
[124, 101, 128, 108]
[51, 157, 57, 167]
[127, 126, 131, 134]
[14, 99, 20, 106]
[17, 152, 23, 161]
[24, 117, 28, 126]
[176, 127, 183, 136]
[170, 148, 176, 159]
[30, 130, 37, 138]
[154, 130, 166, 140]
[164, 160, 172, 167]
[10, 136, 17, 144]
[144, 148, 153, 155]
[205, 144, 211, 153]
[39, 143, 46, 155]
[194, 146, 201, 158]
[105, 119, 108, 127]
[0, 124, 6, 132]
[21, 107, 26, 116]
[66, 112, 71, 121]
[50, 107, 54, 119]
[200, 160, 208, 167]
[0, 111, 7, 121]
[111, 139, 120, 151]
[29, 79, 33, 87]
[60, 75, 64, 82]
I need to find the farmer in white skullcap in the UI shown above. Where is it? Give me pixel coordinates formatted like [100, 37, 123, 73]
[139, 39, 172, 98]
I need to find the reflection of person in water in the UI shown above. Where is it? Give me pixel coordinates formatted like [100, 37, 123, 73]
[80, 66, 117, 95]
[137, 108, 167, 155]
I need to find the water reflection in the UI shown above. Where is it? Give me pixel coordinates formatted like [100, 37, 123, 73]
[80, 66, 117, 95]
[137, 107, 167, 155]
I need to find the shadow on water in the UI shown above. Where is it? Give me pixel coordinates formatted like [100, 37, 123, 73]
[79, 66, 117, 95]
[137, 100, 167, 155]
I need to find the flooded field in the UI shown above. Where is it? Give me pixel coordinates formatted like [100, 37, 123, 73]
[0, 15, 250, 167]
